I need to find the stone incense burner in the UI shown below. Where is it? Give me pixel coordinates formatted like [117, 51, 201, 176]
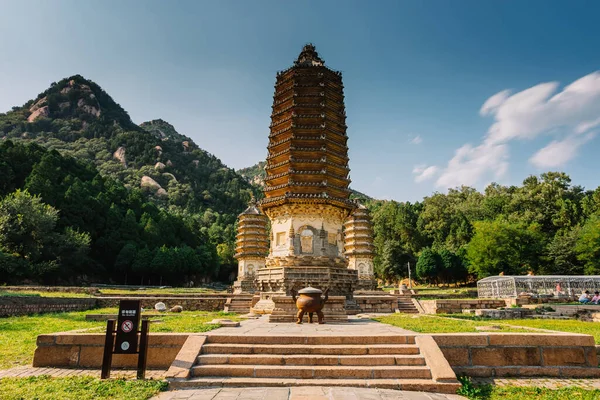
[290, 286, 329, 324]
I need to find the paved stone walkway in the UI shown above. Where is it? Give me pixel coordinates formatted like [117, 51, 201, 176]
[151, 387, 466, 400]
[0, 366, 167, 380]
[208, 315, 413, 337]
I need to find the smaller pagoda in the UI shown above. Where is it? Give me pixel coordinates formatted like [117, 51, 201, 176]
[232, 199, 269, 294]
[344, 203, 377, 290]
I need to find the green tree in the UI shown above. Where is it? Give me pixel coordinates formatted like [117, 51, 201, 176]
[467, 220, 544, 278]
[0, 190, 59, 262]
[575, 216, 600, 274]
[114, 242, 138, 284]
[438, 248, 468, 284]
[543, 227, 583, 275]
[416, 248, 441, 284]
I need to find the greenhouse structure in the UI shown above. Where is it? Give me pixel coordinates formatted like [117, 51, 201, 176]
[477, 275, 600, 299]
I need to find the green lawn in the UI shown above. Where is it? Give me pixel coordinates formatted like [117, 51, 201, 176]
[99, 287, 227, 295]
[376, 313, 600, 343]
[381, 285, 476, 296]
[0, 290, 94, 298]
[0, 376, 166, 400]
[459, 378, 600, 400]
[486, 318, 600, 344]
[374, 314, 531, 334]
[0, 287, 228, 298]
[0, 308, 238, 369]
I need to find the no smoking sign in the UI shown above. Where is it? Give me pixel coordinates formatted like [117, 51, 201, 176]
[121, 320, 134, 333]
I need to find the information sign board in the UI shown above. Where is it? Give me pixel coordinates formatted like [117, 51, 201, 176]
[114, 300, 141, 354]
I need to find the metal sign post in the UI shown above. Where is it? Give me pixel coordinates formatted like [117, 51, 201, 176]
[101, 300, 149, 379]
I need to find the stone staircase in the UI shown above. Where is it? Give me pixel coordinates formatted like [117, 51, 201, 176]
[169, 334, 460, 393]
[396, 295, 419, 314]
[223, 295, 253, 314]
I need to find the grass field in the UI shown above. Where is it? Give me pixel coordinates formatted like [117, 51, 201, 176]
[0, 290, 94, 298]
[0, 287, 228, 297]
[374, 314, 531, 334]
[99, 287, 228, 295]
[376, 313, 600, 344]
[381, 285, 477, 296]
[0, 376, 166, 400]
[0, 308, 238, 369]
[458, 377, 600, 400]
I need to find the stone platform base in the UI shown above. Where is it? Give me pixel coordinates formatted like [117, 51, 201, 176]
[356, 278, 378, 291]
[251, 292, 281, 315]
[268, 295, 349, 323]
[254, 266, 358, 297]
[354, 291, 398, 314]
[232, 278, 256, 294]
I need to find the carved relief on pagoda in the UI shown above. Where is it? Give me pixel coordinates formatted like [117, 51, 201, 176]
[238, 256, 266, 279]
[266, 203, 351, 258]
[347, 256, 375, 279]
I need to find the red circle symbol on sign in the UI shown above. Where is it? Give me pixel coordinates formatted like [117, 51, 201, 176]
[121, 320, 134, 333]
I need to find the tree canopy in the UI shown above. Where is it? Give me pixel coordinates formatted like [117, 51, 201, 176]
[367, 173, 600, 284]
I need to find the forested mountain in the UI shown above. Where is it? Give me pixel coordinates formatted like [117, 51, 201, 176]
[0, 75, 258, 285]
[237, 162, 266, 187]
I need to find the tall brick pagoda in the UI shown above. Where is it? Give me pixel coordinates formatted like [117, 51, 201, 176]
[232, 44, 379, 318]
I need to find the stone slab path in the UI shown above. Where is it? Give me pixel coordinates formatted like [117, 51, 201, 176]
[208, 316, 413, 337]
[152, 387, 466, 400]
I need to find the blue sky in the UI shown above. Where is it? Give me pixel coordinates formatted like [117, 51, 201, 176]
[1, 1, 600, 202]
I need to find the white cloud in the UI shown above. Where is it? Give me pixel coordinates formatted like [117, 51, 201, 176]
[575, 117, 600, 134]
[484, 72, 600, 144]
[428, 71, 600, 189]
[435, 141, 509, 188]
[529, 132, 596, 168]
[409, 134, 423, 145]
[413, 165, 439, 183]
[480, 89, 511, 116]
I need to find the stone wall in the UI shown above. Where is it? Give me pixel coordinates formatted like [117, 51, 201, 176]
[419, 299, 508, 314]
[33, 331, 600, 378]
[471, 308, 534, 319]
[0, 297, 97, 317]
[96, 297, 226, 311]
[34, 333, 189, 369]
[433, 333, 600, 378]
[354, 294, 396, 313]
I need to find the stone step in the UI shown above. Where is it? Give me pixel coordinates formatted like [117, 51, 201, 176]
[205, 335, 415, 345]
[196, 354, 426, 366]
[396, 299, 419, 314]
[201, 343, 420, 356]
[223, 297, 253, 313]
[168, 377, 461, 394]
[191, 365, 432, 379]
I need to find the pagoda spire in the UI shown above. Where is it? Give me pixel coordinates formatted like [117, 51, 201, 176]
[294, 43, 325, 67]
